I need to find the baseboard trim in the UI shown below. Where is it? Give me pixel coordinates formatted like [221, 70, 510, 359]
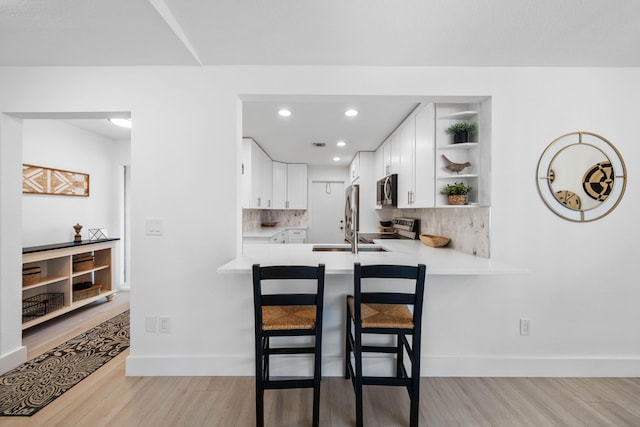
[125, 354, 640, 377]
[0, 345, 27, 375]
[423, 355, 640, 377]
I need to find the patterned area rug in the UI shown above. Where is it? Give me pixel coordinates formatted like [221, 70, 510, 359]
[0, 310, 130, 416]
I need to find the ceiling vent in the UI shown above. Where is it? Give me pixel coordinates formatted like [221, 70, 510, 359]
[312, 142, 326, 148]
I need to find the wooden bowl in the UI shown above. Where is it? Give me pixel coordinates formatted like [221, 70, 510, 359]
[261, 221, 279, 227]
[419, 234, 450, 248]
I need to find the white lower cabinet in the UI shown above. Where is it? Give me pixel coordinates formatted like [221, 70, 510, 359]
[287, 229, 306, 244]
[270, 230, 287, 244]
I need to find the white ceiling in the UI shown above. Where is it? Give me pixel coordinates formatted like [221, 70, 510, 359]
[2, 0, 639, 164]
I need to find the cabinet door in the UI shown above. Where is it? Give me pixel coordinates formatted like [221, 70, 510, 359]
[349, 152, 360, 182]
[412, 104, 436, 207]
[287, 164, 307, 209]
[260, 148, 272, 208]
[250, 141, 265, 208]
[242, 138, 253, 208]
[374, 145, 384, 179]
[397, 118, 415, 208]
[272, 161, 287, 209]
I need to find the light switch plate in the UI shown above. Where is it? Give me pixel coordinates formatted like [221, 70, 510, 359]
[146, 218, 163, 236]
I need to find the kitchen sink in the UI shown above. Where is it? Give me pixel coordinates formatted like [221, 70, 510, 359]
[312, 245, 388, 252]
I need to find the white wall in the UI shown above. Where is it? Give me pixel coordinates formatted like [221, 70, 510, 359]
[0, 66, 639, 377]
[22, 120, 122, 247]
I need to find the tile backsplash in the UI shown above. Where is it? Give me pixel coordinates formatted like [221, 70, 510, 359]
[243, 209, 309, 231]
[243, 207, 490, 257]
[392, 207, 491, 257]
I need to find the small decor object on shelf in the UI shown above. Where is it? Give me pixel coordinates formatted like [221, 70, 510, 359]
[89, 228, 108, 240]
[445, 122, 476, 143]
[441, 182, 472, 205]
[442, 154, 472, 174]
[73, 223, 83, 242]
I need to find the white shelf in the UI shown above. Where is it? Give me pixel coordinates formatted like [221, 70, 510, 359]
[438, 110, 479, 120]
[437, 142, 479, 149]
[436, 174, 479, 180]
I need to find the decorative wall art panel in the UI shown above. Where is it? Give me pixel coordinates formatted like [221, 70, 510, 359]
[22, 164, 90, 197]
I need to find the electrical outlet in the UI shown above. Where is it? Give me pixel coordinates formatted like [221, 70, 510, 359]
[159, 316, 171, 333]
[520, 319, 531, 336]
[145, 316, 157, 333]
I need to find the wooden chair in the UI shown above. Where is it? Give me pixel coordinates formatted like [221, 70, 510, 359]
[345, 262, 427, 427]
[252, 264, 325, 427]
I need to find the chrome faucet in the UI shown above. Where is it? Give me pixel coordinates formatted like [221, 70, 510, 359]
[351, 186, 359, 254]
[351, 231, 359, 254]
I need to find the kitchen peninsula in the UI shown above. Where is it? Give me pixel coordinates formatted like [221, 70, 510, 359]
[219, 239, 522, 276]
[218, 240, 524, 377]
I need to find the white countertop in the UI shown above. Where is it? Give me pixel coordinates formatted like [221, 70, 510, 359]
[218, 239, 526, 276]
[243, 226, 307, 238]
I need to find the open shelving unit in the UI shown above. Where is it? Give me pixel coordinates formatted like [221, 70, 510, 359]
[435, 103, 490, 207]
[21, 239, 119, 330]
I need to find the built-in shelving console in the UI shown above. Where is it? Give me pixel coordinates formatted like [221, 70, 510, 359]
[21, 239, 119, 329]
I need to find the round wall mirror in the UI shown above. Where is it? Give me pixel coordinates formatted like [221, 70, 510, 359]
[537, 132, 626, 222]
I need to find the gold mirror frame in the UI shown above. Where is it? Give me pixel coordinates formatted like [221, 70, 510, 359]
[536, 132, 627, 222]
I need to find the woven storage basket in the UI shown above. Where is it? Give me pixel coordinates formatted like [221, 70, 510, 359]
[419, 234, 450, 248]
[22, 266, 42, 286]
[73, 253, 94, 271]
[22, 293, 64, 322]
[73, 284, 102, 302]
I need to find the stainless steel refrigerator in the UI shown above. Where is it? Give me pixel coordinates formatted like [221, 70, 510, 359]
[344, 184, 359, 243]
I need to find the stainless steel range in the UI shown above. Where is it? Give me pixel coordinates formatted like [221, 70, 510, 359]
[358, 217, 420, 244]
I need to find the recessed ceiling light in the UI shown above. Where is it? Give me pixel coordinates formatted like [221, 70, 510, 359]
[336, 141, 346, 147]
[278, 109, 292, 117]
[344, 109, 358, 117]
[107, 118, 132, 128]
[333, 156, 340, 161]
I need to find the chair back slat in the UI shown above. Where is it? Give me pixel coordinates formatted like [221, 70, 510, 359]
[258, 265, 323, 280]
[361, 292, 415, 305]
[262, 294, 318, 306]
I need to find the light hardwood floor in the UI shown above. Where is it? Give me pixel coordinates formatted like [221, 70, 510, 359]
[6, 292, 640, 426]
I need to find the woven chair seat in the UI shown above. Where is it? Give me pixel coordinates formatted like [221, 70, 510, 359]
[347, 296, 413, 329]
[262, 305, 317, 330]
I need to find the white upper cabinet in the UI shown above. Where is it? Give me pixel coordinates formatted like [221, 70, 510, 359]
[349, 152, 360, 182]
[242, 138, 307, 210]
[412, 104, 436, 207]
[397, 116, 416, 208]
[242, 137, 272, 209]
[286, 164, 308, 209]
[272, 161, 287, 209]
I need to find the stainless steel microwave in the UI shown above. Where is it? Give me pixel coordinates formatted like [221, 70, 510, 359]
[376, 174, 397, 207]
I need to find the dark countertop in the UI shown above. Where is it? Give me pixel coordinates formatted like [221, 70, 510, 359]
[23, 238, 120, 254]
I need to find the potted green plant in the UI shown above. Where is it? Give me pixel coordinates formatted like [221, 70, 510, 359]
[446, 122, 476, 143]
[441, 182, 472, 205]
